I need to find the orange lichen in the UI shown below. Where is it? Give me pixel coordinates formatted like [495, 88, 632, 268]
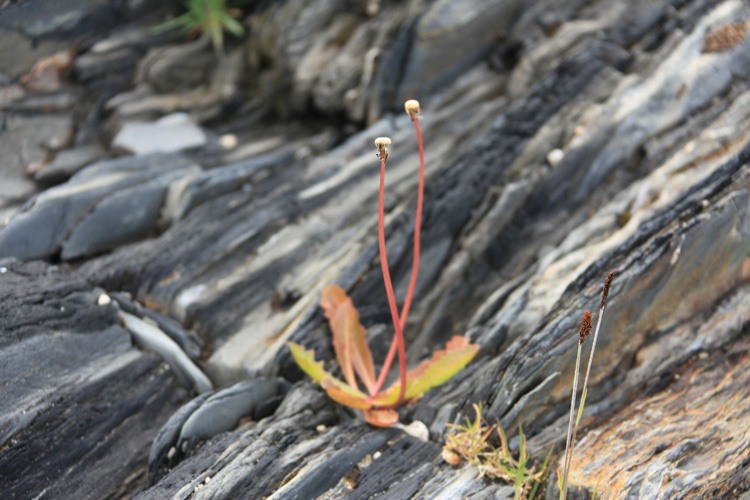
[702, 22, 747, 53]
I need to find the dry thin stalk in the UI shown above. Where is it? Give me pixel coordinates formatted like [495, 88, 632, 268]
[561, 311, 590, 500]
[560, 272, 616, 499]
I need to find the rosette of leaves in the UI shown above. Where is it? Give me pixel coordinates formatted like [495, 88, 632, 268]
[289, 285, 479, 427]
[289, 100, 479, 427]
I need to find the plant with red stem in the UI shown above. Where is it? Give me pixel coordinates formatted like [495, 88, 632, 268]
[289, 99, 479, 427]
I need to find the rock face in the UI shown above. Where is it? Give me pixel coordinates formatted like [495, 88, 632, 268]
[1, 0, 749, 498]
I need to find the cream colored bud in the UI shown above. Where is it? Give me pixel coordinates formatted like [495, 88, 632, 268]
[374, 136, 391, 159]
[404, 99, 421, 118]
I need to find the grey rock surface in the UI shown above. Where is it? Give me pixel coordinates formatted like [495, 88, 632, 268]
[1, 0, 749, 498]
[0, 260, 187, 499]
[0, 153, 201, 260]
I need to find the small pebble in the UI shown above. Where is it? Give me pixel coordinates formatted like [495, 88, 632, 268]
[698, 352, 709, 360]
[373, 451, 381, 460]
[395, 420, 429, 442]
[0, 267, 7, 274]
[316, 424, 327, 433]
[546, 148, 564, 167]
[219, 134, 238, 149]
[98, 293, 111, 306]
[442, 448, 461, 466]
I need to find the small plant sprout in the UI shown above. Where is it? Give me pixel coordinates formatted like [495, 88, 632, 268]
[289, 100, 479, 427]
[443, 404, 552, 499]
[154, 0, 245, 52]
[560, 272, 616, 500]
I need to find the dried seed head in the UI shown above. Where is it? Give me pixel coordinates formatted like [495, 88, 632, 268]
[374, 136, 391, 160]
[579, 311, 593, 344]
[601, 271, 616, 309]
[404, 99, 421, 119]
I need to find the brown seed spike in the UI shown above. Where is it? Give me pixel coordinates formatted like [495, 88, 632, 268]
[579, 311, 593, 345]
[601, 271, 616, 309]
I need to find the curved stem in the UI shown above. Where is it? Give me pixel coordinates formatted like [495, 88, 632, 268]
[371, 116, 426, 400]
[376, 153, 407, 404]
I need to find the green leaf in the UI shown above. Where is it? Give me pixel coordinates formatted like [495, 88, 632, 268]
[405, 336, 479, 398]
[497, 422, 511, 461]
[287, 342, 373, 410]
[288, 342, 329, 383]
[576, 388, 588, 428]
[514, 425, 528, 496]
[221, 15, 244, 36]
[374, 336, 480, 405]
[530, 446, 554, 499]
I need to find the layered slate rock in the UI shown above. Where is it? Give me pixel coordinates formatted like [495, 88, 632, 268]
[0, 153, 200, 260]
[0, 260, 189, 498]
[1, 0, 749, 498]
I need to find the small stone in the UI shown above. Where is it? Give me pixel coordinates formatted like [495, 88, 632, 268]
[373, 451, 381, 460]
[113, 113, 207, 155]
[546, 148, 564, 167]
[219, 134, 238, 149]
[698, 352, 709, 360]
[396, 420, 429, 441]
[98, 293, 112, 306]
[442, 448, 461, 466]
[0, 267, 7, 274]
[316, 424, 327, 433]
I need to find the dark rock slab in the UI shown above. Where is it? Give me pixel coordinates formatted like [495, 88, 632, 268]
[0, 153, 201, 261]
[34, 144, 104, 185]
[0, 260, 189, 498]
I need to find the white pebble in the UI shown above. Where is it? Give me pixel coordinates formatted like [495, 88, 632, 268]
[219, 134, 238, 149]
[98, 293, 111, 306]
[546, 148, 564, 167]
[373, 451, 381, 459]
[0, 267, 6, 274]
[395, 420, 429, 442]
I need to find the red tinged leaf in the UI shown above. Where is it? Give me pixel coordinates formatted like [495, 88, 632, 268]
[363, 408, 399, 427]
[320, 285, 378, 395]
[321, 377, 373, 410]
[372, 336, 480, 406]
[288, 342, 373, 410]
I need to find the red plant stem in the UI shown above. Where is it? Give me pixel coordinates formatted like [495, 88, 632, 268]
[371, 116, 426, 400]
[376, 152, 408, 404]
